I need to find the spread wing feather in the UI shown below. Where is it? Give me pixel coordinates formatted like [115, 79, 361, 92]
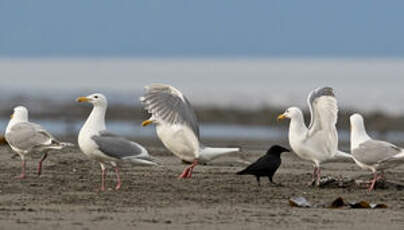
[307, 87, 338, 137]
[140, 84, 200, 138]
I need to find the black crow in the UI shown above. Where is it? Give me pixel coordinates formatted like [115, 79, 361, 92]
[237, 145, 289, 186]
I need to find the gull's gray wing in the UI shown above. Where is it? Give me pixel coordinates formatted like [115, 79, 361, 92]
[92, 131, 149, 160]
[307, 87, 337, 129]
[306, 87, 338, 142]
[140, 83, 200, 138]
[352, 140, 401, 165]
[5, 122, 53, 151]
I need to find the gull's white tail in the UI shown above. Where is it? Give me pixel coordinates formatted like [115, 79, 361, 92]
[392, 151, 404, 160]
[198, 146, 240, 163]
[40, 141, 75, 151]
[378, 150, 404, 169]
[324, 150, 354, 163]
[380, 150, 404, 164]
[335, 150, 353, 160]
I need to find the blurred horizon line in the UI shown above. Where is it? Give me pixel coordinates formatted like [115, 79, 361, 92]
[2, 56, 404, 60]
[1, 58, 404, 115]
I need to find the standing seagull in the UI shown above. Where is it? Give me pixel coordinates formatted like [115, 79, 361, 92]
[5, 106, 73, 178]
[140, 84, 240, 178]
[237, 145, 289, 186]
[350, 113, 404, 192]
[277, 87, 352, 186]
[77, 93, 157, 191]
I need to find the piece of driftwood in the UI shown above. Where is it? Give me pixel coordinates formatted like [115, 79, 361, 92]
[311, 176, 404, 190]
[328, 197, 388, 209]
[288, 197, 312, 208]
[290, 196, 388, 209]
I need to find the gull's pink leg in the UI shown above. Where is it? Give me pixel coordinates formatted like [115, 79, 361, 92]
[16, 160, 26, 179]
[368, 172, 383, 192]
[308, 167, 317, 186]
[368, 172, 378, 192]
[114, 167, 121, 190]
[186, 160, 198, 178]
[179, 160, 198, 179]
[316, 167, 321, 186]
[100, 167, 106, 191]
[179, 167, 191, 179]
[37, 153, 48, 176]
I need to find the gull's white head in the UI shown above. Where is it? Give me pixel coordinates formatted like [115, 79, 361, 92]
[76, 93, 108, 107]
[6, 106, 29, 133]
[277, 107, 302, 121]
[350, 113, 371, 149]
[11, 106, 29, 122]
[350, 113, 366, 132]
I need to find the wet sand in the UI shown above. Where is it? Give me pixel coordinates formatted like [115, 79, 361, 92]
[0, 138, 404, 230]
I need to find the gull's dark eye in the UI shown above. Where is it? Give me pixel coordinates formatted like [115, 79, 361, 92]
[94, 96, 98, 99]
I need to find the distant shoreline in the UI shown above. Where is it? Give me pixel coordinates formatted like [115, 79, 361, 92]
[1, 102, 404, 133]
[2, 58, 404, 113]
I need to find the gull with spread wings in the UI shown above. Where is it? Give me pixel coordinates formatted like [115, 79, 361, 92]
[141, 84, 240, 179]
[278, 87, 352, 186]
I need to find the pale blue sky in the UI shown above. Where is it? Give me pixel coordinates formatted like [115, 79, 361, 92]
[1, 0, 404, 57]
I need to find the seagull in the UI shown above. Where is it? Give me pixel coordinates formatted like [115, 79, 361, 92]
[350, 113, 404, 192]
[77, 93, 157, 191]
[140, 83, 240, 179]
[236, 145, 289, 186]
[277, 87, 352, 186]
[5, 106, 73, 178]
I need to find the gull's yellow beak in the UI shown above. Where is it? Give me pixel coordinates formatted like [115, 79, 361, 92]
[141, 120, 153, 127]
[277, 114, 287, 121]
[76, 97, 89, 103]
[10, 113, 13, 119]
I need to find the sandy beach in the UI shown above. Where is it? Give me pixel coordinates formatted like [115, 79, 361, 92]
[2, 1, 404, 229]
[0, 138, 403, 230]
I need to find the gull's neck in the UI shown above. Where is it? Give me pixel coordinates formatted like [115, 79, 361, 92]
[82, 105, 107, 133]
[350, 121, 371, 150]
[289, 111, 308, 139]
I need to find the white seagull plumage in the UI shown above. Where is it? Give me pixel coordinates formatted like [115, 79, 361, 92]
[278, 87, 352, 186]
[350, 113, 404, 192]
[140, 83, 240, 178]
[5, 106, 73, 178]
[77, 93, 156, 191]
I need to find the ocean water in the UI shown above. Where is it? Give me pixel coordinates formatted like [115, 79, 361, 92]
[2, 118, 404, 144]
[0, 118, 285, 141]
[0, 58, 404, 114]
